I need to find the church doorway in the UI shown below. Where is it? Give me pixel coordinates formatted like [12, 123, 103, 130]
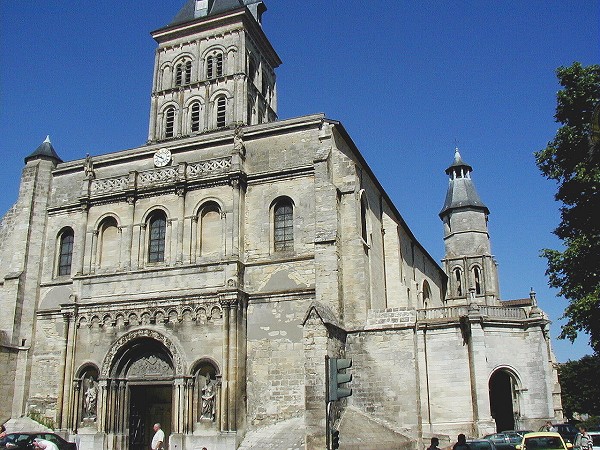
[489, 369, 519, 432]
[129, 385, 172, 450]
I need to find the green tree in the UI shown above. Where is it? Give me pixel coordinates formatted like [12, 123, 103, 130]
[558, 355, 600, 422]
[535, 62, 600, 353]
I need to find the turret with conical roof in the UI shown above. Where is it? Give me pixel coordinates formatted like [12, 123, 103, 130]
[440, 148, 500, 305]
[24, 135, 62, 164]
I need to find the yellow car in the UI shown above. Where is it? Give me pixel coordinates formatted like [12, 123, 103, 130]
[516, 432, 573, 450]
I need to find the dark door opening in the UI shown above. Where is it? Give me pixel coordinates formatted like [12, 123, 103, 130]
[129, 385, 172, 450]
[489, 371, 515, 432]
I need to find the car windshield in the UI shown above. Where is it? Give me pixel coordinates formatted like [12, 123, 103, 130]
[469, 441, 493, 450]
[524, 437, 565, 450]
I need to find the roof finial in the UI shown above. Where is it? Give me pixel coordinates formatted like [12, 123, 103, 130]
[44, 135, 51, 144]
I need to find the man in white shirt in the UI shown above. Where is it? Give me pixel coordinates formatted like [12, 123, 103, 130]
[33, 439, 59, 450]
[151, 423, 165, 450]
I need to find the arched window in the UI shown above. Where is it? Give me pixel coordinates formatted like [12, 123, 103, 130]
[99, 217, 119, 269]
[216, 96, 226, 128]
[422, 280, 431, 309]
[58, 228, 74, 276]
[191, 102, 201, 132]
[473, 266, 482, 295]
[148, 212, 167, 263]
[199, 203, 222, 257]
[175, 63, 183, 86]
[165, 107, 175, 138]
[206, 52, 223, 79]
[185, 60, 192, 84]
[273, 198, 294, 252]
[454, 267, 463, 296]
[215, 53, 223, 77]
[360, 192, 369, 244]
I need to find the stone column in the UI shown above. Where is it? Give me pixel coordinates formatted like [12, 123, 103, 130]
[71, 380, 81, 433]
[175, 184, 186, 264]
[57, 311, 74, 429]
[228, 301, 238, 431]
[97, 380, 108, 433]
[173, 378, 185, 433]
[220, 302, 230, 431]
[123, 196, 136, 270]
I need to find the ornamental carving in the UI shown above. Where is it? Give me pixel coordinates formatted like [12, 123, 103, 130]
[91, 176, 128, 194]
[100, 328, 184, 377]
[187, 157, 231, 178]
[128, 354, 173, 378]
[76, 302, 223, 329]
[138, 167, 178, 187]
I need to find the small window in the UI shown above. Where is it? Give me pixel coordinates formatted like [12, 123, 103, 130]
[206, 55, 214, 79]
[191, 102, 201, 132]
[148, 212, 167, 263]
[360, 193, 368, 244]
[216, 96, 226, 128]
[473, 266, 482, 295]
[165, 107, 175, 138]
[215, 54, 223, 77]
[274, 199, 293, 252]
[185, 61, 192, 84]
[175, 63, 183, 86]
[58, 228, 74, 276]
[454, 268, 463, 296]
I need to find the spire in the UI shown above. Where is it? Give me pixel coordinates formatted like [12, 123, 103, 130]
[24, 135, 63, 164]
[169, 0, 266, 26]
[439, 148, 488, 218]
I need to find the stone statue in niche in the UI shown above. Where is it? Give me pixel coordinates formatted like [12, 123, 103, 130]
[83, 376, 98, 419]
[200, 376, 216, 421]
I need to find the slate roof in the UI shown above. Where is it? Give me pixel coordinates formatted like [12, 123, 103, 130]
[170, 0, 263, 26]
[24, 136, 62, 164]
[439, 149, 488, 217]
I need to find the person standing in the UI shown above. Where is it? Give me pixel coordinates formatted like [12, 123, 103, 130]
[453, 434, 471, 450]
[428, 437, 441, 450]
[151, 423, 165, 450]
[579, 426, 593, 450]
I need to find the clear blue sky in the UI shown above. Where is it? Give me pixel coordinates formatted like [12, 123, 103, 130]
[1, 1, 598, 362]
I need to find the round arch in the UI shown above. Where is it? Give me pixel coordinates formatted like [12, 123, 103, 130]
[101, 328, 185, 378]
[489, 366, 522, 432]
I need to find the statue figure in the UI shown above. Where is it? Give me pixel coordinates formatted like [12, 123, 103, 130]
[233, 125, 245, 156]
[201, 378, 216, 421]
[84, 154, 95, 179]
[83, 376, 98, 419]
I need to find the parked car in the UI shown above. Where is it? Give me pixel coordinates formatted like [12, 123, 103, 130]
[517, 432, 573, 450]
[539, 424, 579, 444]
[0, 433, 76, 450]
[469, 439, 499, 450]
[485, 431, 534, 446]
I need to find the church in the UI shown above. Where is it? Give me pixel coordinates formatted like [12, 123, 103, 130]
[0, 1, 563, 449]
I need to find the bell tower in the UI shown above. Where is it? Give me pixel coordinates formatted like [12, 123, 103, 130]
[148, 0, 281, 142]
[439, 148, 500, 305]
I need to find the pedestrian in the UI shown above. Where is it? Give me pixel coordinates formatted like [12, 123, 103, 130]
[33, 439, 59, 450]
[543, 421, 556, 432]
[453, 434, 471, 450]
[0, 424, 7, 439]
[579, 426, 593, 450]
[151, 423, 165, 450]
[428, 437, 441, 450]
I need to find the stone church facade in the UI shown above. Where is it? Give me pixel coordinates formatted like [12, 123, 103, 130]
[0, 1, 562, 449]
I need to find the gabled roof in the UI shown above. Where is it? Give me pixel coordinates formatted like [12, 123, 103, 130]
[24, 136, 62, 164]
[169, 0, 264, 26]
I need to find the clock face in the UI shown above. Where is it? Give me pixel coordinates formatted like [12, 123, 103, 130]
[154, 148, 172, 167]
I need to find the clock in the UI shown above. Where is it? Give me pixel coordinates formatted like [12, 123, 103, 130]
[153, 148, 172, 167]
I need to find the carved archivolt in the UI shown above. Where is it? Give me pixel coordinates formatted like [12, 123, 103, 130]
[100, 328, 184, 377]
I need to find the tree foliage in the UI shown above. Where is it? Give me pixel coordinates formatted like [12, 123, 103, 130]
[535, 62, 600, 353]
[558, 355, 600, 421]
